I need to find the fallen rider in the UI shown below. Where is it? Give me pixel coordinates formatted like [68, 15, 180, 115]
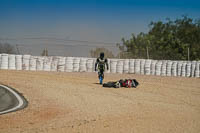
[103, 79, 139, 88]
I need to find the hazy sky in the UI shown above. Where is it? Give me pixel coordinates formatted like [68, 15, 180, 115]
[0, 0, 199, 56]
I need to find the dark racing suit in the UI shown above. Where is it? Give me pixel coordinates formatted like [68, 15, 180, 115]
[95, 57, 109, 79]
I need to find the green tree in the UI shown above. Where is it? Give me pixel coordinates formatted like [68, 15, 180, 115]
[118, 16, 200, 60]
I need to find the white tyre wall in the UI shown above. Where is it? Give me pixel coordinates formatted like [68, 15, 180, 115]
[144, 59, 151, 75]
[79, 58, 87, 72]
[29, 56, 37, 71]
[110, 59, 117, 73]
[191, 61, 196, 77]
[134, 59, 141, 74]
[155, 61, 162, 76]
[51, 56, 59, 71]
[171, 61, 178, 76]
[186, 61, 192, 77]
[65, 57, 74, 72]
[129, 59, 135, 74]
[177, 61, 183, 76]
[166, 61, 172, 76]
[57, 56, 66, 72]
[123, 59, 129, 73]
[73, 57, 80, 72]
[86, 58, 94, 72]
[0, 54, 8, 69]
[22, 55, 31, 70]
[195, 62, 200, 78]
[36, 56, 44, 71]
[43, 56, 52, 71]
[161, 60, 167, 76]
[116, 59, 124, 74]
[1, 54, 199, 78]
[8, 54, 16, 70]
[16, 55, 22, 70]
[151, 60, 157, 75]
[140, 59, 145, 75]
[181, 62, 187, 77]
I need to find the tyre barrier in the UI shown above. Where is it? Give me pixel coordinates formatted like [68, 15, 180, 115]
[151, 60, 157, 75]
[171, 61, 177, 77]
[29, 56, 37, 71]
[129, 59, 135, 74]
[65, 57, 74, 72]
[134, 59, 140, 74]
[0, 53, 199, 78]
[8, 54, 16, 70]
[155, 61, 162, 76]
[140, 59, 145, 75]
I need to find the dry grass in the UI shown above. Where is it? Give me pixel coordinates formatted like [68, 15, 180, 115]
[0, 70, 200, 133]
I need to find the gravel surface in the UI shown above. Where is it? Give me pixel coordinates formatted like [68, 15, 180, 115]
[0, 70, 200, 133]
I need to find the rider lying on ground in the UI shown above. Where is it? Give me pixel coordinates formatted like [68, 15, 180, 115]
[103, 79, 139, 88]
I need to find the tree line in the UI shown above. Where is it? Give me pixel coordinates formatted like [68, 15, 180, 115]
[117, 16, 200, 60]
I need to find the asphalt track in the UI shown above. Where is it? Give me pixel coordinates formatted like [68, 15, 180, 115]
[0, 85, 28, 115]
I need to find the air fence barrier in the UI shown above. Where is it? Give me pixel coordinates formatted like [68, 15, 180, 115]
[0, 53, 199, 78]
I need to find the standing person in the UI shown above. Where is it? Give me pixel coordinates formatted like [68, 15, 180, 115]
[95, 52, 109, 84]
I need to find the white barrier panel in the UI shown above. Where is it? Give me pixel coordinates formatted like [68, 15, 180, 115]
[29, 56, 37, 71]
[123, 59, 129, 73]
[144, 59, 151, 75]
[151, 60, 157, 75]
[43, 56, 52, 71]
[36, 56, 44, 71]
[110, 59, 117, 73]
[73, 57, 80, 72]
[1, 54, 8, 69]
[116, 59, 124, 74]
[177, 61, 183, 76]
[186, 61, 192, 77]
[195, 62, 200, 78]
[8, 54, 16, 70]
[129, 59, 135, 74]
[86, 58, 94, 72]
[57, 56, 66, 72]
[22, 55, 30, 70]
[155, 61, 162, 76]
[166, 61, 172, 76]
[65, 57, 74, 72]
[79, 58, 87, 72]
[51, 56, 59, 71]
[1, 54, 200, 78]
[171, 61, 177, 76]
[134, 59, 140, 74]
[181, 62, 187, 77]
[16, 55, 22, 70]
[140, 59, 145, 75]
[191, 61, 196, 77]
[161, 60, 167, 76]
